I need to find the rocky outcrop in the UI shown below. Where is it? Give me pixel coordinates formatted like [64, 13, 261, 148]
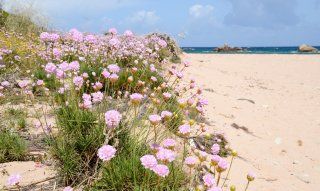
[214, 44, 245, 52]
[298, 44, 318, 53]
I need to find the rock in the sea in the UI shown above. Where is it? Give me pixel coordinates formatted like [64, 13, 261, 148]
[298, 44, 318, 53]
[214, 44, 245, 53]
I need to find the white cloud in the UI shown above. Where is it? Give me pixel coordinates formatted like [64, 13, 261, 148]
[189, 4, 214, 19]
[128, 10, 159, 25]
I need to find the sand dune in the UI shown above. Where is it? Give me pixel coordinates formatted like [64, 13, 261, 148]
[183, 53, 320, 191]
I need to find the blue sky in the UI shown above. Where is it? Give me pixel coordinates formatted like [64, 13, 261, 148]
[4, 0, 320, 46]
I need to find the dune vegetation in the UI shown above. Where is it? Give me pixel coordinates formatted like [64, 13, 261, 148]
[0, 7, 254, 191]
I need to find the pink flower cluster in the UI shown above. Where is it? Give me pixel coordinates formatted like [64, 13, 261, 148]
[97, 144, 117, 161]
[105, 110, 122, 128]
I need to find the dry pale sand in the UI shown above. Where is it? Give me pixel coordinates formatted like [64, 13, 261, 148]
[183, 53, 320, 191]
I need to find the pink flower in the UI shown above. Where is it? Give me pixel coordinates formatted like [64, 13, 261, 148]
[247, 172, 256, 181]
[18, 80, 29, 89]
[158, 39, 167, 48]
[7, 174, 21, 186]
[105, 110, 122, 128]
[108, 28, 118, 35]
[93, 82, 103, 91]
[109, 38, 120, 47]
[58, 62, 69, 72]
[149, 114, 162, 125]
[150, 76, 157, 82]
[216, 158, 228, 172]
[211, 144, 220, 155]
[36, 80, 44, 86]
[184, 156, 199, 168]
[203, 173, 216, 187]
[107, 64, 120, 73]
[210, 155, 221, 166]
[1, 81, 10, 87]
[63, 186, 73, 191]
[91, 91, 104, 103]
[197, 151, 208, 162]
[162, 92, 172, 100]
[152, 164, 169, 177]
[160, 110, 172, 120]
[97, 145, 117, 161]
[45, 63, 57, 74]
[109, 73, 119, 83]
[124, 30, 133, 36]
[102, 70, 110, 78]
[140, 155, 158, 169]
[69, 61, 80, 71]
[156, 148, 176, 163]
[162, 138, 176, 149]
[178, 124, 191, 136]
[130, 93, 143, 105]
[73, 76, 84, 88]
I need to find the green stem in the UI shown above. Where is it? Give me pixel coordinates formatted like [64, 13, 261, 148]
[222, 156, 234, 187]
[244, 180, 250, 191]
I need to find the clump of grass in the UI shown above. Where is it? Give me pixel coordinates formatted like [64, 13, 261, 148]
[3, 108, 27, 130]
[0, 128, 28, 163]
[49, 104, 105, 185]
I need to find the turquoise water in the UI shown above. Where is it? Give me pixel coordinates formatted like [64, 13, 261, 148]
[182, 46, 320, 54]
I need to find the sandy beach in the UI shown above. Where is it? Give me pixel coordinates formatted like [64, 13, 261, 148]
[183, 53, 320, 191]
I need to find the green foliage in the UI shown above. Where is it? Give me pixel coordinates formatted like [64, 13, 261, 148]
[49, 104, 105, 185]
[93, 130, 186, 191]
[0, 128, 28, 163]
[3, 108, 28, 130]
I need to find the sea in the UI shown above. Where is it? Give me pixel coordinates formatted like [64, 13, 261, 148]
[181, 46, 320, 54]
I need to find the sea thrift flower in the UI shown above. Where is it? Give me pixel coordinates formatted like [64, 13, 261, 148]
[124, 30, 133, 36]
[107, 64, 120, 73]
[102, 70, 110, 78]
[108, 28, 118, 35]
[247, 172, 256, 181]
[162, 139, 176, 150]
[149, 114, 162, 125]
[93, 82, 103, 91]
[6, 174, 21, 186]
[1, 81, 10, 87]
[130, 93, 143, 105]
[36, 80, 44, 86]
[44, 63, 57, 74]
[91, 91, 104, 103]
[73, 76, 84, 88]
[97, 145, 116, 161]
[162, 92, 172, 100]
[160, 110, 173, 120]
[197, 151, 208, 162]
[216, 158, 228, 172]
[152, 164, 169, 177]
[156, 148, 176, 163]
[203, 173, 216, 187]
[140, 155, 158, 169]
[210, 155, 221, 166]
[105, 110, 122, 128]
[63, 186, 73, 191]
[211, 144, 220, 155]
[109, 38, 120, 47]
[69, 61, 80, 71]
[178, 124, 191, 136]
[18, 80, 29, 89]
[184, 156, 199, 168]
[109, 73, 119, 83]
[150, 76, 157, 82]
